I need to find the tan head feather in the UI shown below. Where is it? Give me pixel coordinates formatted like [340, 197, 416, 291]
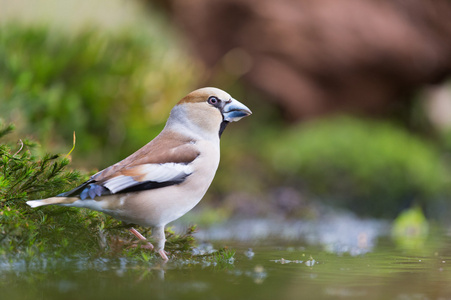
[178, 87, 232, 104]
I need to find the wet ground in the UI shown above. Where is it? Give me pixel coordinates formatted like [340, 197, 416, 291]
[3, 213, 451, 300]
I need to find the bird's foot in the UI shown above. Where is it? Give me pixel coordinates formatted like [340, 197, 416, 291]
[142, 242, 155, 250]
[128, 227, 168, 260]
[129, 241, 154, 250]
[159, 249, 169, 261]
[128, 227, 154, 250]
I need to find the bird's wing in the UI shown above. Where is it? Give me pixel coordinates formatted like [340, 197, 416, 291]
[59, 131, 200, 200]
[101, 162, 193, 194]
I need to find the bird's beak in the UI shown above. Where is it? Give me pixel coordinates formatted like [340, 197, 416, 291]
[222, 98, 252, 122]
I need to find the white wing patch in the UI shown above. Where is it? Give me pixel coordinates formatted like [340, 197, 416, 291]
[138, 163, 192, 182]
[103, 163, 192, 194]
[103, 175, 137, 193]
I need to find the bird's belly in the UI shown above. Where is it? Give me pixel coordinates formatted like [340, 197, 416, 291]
[103, 174, 214, 227]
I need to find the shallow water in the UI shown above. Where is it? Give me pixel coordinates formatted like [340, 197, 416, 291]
[2, 216, 451, 300]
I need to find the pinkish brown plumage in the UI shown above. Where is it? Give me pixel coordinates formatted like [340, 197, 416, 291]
[27, 87, 251, 261]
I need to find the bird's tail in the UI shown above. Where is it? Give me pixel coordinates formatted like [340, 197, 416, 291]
[26, 197, 79, 208]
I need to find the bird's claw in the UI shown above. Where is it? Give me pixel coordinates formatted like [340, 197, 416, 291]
[128, 242, 168, 260]
[128, 241, 155, 250]
[141, 242, 155, 250]
[159, 249, 169, 261]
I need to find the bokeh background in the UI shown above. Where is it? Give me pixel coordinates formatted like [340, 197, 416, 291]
[1, 0, 451, 221]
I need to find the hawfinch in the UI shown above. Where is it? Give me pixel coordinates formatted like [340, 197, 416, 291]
[26, 87, 251, 260]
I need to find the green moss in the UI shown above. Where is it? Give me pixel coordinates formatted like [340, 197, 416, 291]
[0, 123, 200, 261]
[0, 122, 83, 206]
[208, 248, 236, 266]
[267, 116, 450, 217]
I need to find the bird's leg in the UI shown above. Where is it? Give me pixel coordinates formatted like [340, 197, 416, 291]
[152, 226, 169, 261]
[129, 227, 154, 250]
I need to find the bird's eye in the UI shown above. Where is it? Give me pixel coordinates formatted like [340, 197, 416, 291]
[208, 96, 219, 105]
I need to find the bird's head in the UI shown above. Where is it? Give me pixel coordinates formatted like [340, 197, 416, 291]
[172, 87, 252, 138]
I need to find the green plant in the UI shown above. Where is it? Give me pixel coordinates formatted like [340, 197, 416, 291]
[0, 123, 83, 207]
[267, 116, 450, 217]
[0, 123, 198, 260]
[0, 23, 199, 167]
[209, 248, 236, 265]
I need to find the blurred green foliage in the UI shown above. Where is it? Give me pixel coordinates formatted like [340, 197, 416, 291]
[266, 116, 450, 217]
[0, 23, 198, 167]
[392, 206, 429, 252]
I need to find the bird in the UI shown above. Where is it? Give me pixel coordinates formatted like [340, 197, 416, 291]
[26, 87, 252, 261]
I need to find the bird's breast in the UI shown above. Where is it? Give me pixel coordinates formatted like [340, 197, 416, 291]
[101, 139, 220, 227]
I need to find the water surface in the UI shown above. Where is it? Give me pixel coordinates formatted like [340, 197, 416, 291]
[2, 216, 451, 300]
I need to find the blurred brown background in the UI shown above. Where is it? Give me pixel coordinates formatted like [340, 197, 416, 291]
[148, 0, 451, 122]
